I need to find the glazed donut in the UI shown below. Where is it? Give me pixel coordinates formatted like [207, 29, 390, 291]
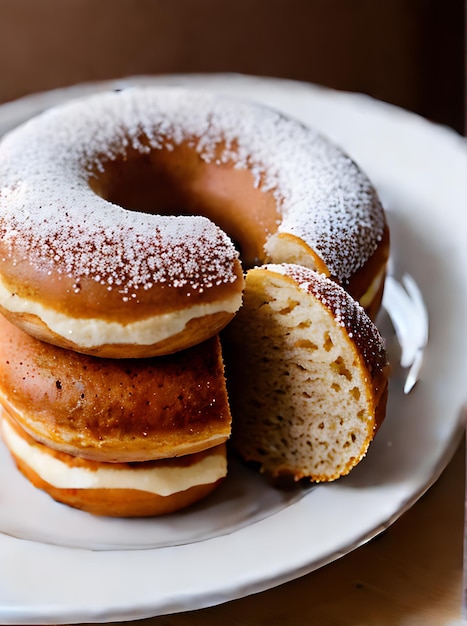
[0, 87, 388, 358]
[1, 411, 227, 517]
[0, 315, 231, 463]
[224, 264, 389, 482]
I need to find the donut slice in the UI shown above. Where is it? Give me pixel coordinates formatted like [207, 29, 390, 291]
[224, 264, 389, 482]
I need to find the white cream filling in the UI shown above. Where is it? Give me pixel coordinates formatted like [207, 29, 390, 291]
[359, 268, 385, 309]
[0, 277, 241, 347]
[1, 418, 227, 496]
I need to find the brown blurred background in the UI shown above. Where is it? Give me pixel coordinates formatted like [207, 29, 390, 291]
[0, 0, 465, 133]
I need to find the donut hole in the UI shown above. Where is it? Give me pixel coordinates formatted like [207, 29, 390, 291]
[89, 142, 281, 269]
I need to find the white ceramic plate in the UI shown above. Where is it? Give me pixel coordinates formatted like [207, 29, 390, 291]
[0, 74, 465, 624]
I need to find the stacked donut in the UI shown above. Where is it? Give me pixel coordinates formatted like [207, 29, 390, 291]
[0, 323, 233, 516]
[0, 87, 390, 516]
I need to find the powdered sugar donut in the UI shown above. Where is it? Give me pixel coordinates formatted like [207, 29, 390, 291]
[0, 87, 388, 357]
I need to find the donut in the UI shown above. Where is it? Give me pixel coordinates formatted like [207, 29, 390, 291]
[0, 315, 231, 463]
[0, 87, 388, 358]
[224, 264, 389, 482]
[1, 411, 227, 517]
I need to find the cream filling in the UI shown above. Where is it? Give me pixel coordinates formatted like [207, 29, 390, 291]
[0, 278, 241, 347]
[1, 418, 227, 496]
[359, 268, 386, 309]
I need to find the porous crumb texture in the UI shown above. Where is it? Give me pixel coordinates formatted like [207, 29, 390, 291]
[226, 264, 388, 482]
[0, 87, 385, 295]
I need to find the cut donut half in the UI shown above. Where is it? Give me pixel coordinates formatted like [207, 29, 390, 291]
[224, 264, 389, 482]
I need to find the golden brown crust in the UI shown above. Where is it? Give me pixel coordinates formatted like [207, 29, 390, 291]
[0, 315, 231, 462]
[29, 477, 223, 517]
[0, 254, 244, 323]
[25, 478, 223, 517]
[3, 415, 226, 517]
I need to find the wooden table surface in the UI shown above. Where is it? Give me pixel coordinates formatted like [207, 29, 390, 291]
[78, 439, 465, 626]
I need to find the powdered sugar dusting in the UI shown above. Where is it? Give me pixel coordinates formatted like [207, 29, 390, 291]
[0, 87, 385, 292]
